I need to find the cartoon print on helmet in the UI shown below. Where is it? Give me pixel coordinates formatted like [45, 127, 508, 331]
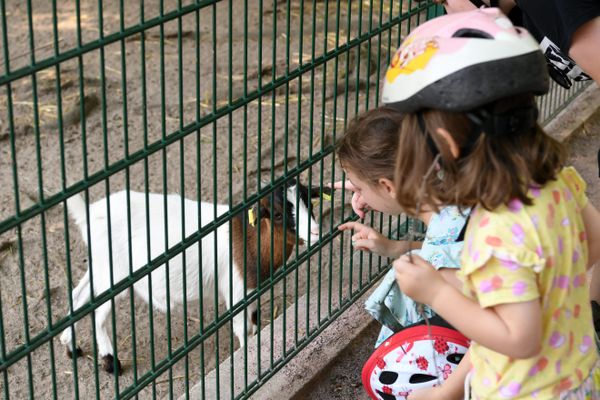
[385, 38, 439, 82]
[362, 325, 470, 400]
[439, 363, 453, 380]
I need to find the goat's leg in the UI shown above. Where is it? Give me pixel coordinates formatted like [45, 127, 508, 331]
[94, 302, 123, 375]
[60, 270, 91, 358]
[222, 272, 255, 348]
[248, 294, 258, 336]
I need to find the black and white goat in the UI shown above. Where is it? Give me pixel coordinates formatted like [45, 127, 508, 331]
[60, 180, 326, 374]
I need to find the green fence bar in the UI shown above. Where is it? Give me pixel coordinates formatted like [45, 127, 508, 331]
[0, 0, 590, 399]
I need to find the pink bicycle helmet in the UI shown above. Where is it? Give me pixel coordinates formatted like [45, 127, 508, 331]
[382, 8, 548, 113]
[362, 325, 470, 400]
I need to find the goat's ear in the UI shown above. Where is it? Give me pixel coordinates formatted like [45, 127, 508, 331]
[248, 202, 270, 226]
[247, 205, 259, 227]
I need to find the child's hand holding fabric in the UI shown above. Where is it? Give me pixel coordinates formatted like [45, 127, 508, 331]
[393, 254, 447, 305]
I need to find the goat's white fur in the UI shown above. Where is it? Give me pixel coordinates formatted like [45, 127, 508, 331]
[60, 188, 319, 366]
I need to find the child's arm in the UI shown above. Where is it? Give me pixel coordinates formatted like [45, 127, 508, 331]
[439, 268, 462, 291]
[408, 350, 471, 400]
[583, 201, 600, 268]
[338, 221, 422, 258]
[441, 0, 516, 15]
[583, 201, 600, 303]
[394, 255, 543, 359]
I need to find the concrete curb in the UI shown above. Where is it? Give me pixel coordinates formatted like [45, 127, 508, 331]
[544, 83, 600, 142]
[181, 283, 379, 400]
[249, 289, 376, 400]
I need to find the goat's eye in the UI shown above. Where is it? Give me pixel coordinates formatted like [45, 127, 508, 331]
[274, 212, 283, 221]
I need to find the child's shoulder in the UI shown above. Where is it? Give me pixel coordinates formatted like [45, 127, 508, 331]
[471, 166, 586, 221]
[469, 199, 523, 228]
[529, 166, 588, 210]
[426, 206, 470, 239]
[437, 205, 470, 220]
[461, 166, 588, 274]
[463, 203, 542, 274]
[557, 166, 587, 199]
[432, 206, 470, 226]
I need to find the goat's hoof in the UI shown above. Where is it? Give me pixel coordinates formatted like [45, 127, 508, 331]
[102, 354, 123, 375]
[66, 347, 83, 359]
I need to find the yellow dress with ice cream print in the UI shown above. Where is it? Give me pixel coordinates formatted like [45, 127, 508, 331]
[457, 167, 598, 399]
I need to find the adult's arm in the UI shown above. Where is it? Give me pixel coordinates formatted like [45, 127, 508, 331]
[569, 16, 600, 84]
[439, 0, 516, 16]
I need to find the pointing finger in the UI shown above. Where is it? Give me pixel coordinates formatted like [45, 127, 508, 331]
[330, 180, 356, 191]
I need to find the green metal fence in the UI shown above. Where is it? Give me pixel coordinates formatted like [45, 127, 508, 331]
[0, 1, 590, 399]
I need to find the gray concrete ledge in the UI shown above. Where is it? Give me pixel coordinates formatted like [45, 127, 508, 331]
[544, 83, 600, 142]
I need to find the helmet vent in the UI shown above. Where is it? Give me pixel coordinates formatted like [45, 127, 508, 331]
[378, 371, 398, 384]
[447, 353, 465, 365]
[409, 373, 437, 384]
[376, 390, 397, 400]
[452, 29, 493, 39]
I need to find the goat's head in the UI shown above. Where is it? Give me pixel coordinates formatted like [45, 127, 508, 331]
[248, 179, 330, 247]
[234, 180, 330, 339]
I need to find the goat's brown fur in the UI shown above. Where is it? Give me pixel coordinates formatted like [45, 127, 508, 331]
[231, 199, 297, 289]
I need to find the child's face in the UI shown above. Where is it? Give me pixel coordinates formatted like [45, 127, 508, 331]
[345, 169, 404, 216]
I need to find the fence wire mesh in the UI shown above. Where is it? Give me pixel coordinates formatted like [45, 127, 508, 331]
[0, 0, 589, 399]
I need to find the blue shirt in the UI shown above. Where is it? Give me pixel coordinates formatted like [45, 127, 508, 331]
[364, 206, 469, 347]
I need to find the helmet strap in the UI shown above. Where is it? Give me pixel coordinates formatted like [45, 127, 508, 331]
[416, 111, 441, 157]
[467, 106, 538, 136]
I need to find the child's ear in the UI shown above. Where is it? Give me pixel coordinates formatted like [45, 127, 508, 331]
[435, 127, 460, 159]
[378, 178, 396, 197]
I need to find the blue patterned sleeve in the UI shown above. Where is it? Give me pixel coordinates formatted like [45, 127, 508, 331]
[419, 206, 469, 269]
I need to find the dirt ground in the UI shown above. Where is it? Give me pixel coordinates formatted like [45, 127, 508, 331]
[0, 0, 417, 399]
[2, 1, 596, 399]
[565, 113, 600, 207]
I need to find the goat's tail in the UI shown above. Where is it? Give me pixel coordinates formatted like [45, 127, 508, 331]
[67, 194, 88, 231]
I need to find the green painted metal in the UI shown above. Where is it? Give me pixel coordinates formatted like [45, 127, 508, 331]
[0, 0, 590, 399]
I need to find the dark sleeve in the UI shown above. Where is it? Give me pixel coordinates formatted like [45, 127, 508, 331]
[507, 5, 523, 27]
[517, 0, 600, 52]
[554, 0, 600, 52]
[469, 0, 487, 7]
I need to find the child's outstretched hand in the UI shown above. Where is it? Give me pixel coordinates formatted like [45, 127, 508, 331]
[338, 221, 407, 258]
[393, 254, 446, 305]
[330, 180, 370, 219]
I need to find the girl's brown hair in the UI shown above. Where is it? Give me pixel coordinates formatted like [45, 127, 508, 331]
[394, 94, 566, 215]
[336, 106, 404, 184]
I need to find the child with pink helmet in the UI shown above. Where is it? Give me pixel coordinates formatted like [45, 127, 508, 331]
[383, 8, 600, 400]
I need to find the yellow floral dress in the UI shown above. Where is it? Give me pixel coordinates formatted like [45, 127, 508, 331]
[458, 167, 599, 399]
